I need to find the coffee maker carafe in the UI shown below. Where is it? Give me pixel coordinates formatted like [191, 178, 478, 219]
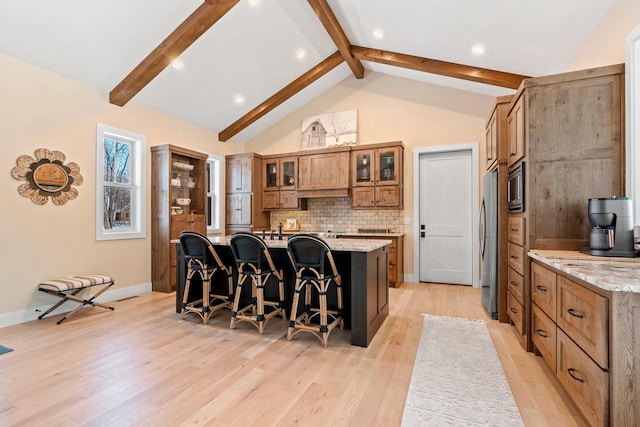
[581, 197, 637, 257]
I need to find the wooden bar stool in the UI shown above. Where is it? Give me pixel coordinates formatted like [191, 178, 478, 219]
[286, 234, 344, 347]
[229, 232, 286, 334]
[179, 231, 234, 324]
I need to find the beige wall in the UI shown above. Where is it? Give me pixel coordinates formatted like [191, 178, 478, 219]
[565, 0, 640, 71]
[245, 72, 496, 278]
[0, 53, 241, 320]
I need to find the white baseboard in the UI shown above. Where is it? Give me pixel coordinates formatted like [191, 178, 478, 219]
[0, 282, 152, 329]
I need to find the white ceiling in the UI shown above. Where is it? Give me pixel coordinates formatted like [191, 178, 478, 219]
[0, 0, 617, 142]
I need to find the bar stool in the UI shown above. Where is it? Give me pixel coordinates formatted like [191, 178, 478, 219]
[179, 231, 234, 324]
[286, 233, 344, 347]
[229, 232, 286, 334]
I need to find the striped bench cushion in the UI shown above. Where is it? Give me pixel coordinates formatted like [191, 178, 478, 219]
[39, 274, 114, 292]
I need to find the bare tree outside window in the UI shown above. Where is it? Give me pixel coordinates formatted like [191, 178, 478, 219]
[102, 139, 132, 230]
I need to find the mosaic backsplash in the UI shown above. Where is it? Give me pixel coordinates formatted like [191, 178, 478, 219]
[269, 197, 404, 233]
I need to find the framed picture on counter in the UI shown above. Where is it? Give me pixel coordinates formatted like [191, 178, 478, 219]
[283, 218, 299, 231]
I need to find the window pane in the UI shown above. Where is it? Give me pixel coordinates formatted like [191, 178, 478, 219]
[103, 185, 132, 230]
[103, 138, 131, 184]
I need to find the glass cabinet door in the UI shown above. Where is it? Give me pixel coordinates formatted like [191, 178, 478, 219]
[353, 149, 375, 186]
[376, 147, 401, 185]
[264, 160, 278, 190]
[280, 158, 297, 189]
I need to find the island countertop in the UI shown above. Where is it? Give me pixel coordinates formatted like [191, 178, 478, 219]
[175, 235, 392, 252]
[528, 249, 640, 293]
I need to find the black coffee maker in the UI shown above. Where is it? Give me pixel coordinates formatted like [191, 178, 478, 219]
[580, 197, 637, 257]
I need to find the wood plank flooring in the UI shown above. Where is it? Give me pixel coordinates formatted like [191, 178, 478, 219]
[0, 283, 587, 426]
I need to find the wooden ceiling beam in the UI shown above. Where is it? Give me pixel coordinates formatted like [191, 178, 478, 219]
[307, 0, 364, 79]
[109, 1, 239, 107]
[351, 46, 529, 90]
[219, 51, 344, 142]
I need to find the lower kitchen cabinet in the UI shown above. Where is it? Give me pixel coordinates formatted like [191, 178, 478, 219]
[345, 234, 404, 288]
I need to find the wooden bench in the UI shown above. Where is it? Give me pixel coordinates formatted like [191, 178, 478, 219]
[38, 274, 115, 324]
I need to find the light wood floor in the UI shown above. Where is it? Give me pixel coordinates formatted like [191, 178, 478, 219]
[0, 283, 587, 426]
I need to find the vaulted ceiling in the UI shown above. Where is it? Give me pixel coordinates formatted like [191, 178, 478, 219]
[0, 0, 617, 142]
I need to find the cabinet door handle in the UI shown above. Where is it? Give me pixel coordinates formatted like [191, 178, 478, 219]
[567, 368, 585, 383]
[567, 308, 584, 319]
[536, 285, 547, 292]
[535, 328, 548, 338]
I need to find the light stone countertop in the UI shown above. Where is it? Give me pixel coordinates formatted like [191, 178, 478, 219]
[175, 235, 392, 252]
[528, 250, 640, 294]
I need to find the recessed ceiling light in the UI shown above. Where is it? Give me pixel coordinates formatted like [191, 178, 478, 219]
[471, 44, 485, 56]
[372, 29, 384, 40]
[171, 59, 184, 70]
[248, 0, 260, 6]
[233, 94, 245, 105]
[296, 49, 307, 60]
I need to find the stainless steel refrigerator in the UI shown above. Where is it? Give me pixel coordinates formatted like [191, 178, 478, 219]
[480, 170, 498, 319]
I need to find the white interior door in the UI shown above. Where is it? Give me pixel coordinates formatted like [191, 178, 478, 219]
[418, 150, 473, 285]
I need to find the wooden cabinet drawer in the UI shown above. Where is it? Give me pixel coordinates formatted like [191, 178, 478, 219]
[532, 303, 557, 373]
[507, 290, 524, 335]
[557, 329, 608, 427]
[507, 267, 524, 304]
[507, 242, 525, 275]
[508, 216, 525, 245]
[531, 262, 557, 321]
[557, 276, 608, 369]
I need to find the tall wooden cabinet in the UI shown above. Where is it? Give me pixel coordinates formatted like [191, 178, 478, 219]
[502, 64, 625, 349]
[225, 153, 270, 234]
[485, 95, 513, 323]
[151, 144, 207, 293]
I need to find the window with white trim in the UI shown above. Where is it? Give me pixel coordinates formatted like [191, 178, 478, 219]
[96, 123, 146, 240]
[206, 156, 222, 233]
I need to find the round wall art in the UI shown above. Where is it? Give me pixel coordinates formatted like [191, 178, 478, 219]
[11, 148, 83, 205]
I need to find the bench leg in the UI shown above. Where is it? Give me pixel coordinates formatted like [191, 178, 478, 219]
[38, 283, 115, 324]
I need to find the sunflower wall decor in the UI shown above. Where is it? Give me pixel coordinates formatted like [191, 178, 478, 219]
[11, 148, 83, 205]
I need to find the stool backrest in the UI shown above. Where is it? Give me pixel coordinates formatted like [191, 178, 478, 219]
[286, 233, 337, 276]
[229, 232, 276, 273]
[179, 231, 225, 270]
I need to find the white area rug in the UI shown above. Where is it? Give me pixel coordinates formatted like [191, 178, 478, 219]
[401, 315, 524, 426]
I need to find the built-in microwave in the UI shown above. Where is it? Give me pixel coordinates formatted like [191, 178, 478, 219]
[508, 162, 525, 212]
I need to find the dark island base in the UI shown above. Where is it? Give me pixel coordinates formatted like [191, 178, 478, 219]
[175, 244, 389, 347]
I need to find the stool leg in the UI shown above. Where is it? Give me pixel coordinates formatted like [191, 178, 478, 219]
[255, 274, 265, 334]
[288, 278, 303, 341]
[202, 271, 211, 325]
[181, 269, 194, 320]
[319, 279, 329, 347]
[336, 277, 345, 330]
[230, 273, 246, 329]
[278, 272, 286, 320]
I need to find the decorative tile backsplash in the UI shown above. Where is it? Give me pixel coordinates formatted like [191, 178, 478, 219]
[269, 197, 404, 233]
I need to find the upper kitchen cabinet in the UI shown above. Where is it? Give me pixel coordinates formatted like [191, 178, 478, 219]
[351, 141, 404, 209]
[507, 95, 525, 168]
[485, 95, 513, 171]
[297, 146, 351, 198]
[519, 64, 625, 250]
[262, 154, 307, 210]
[225, 153, 269, 234]
[151, 144, 207, 293]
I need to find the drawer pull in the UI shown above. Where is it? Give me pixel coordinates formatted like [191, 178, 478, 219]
[510, 281, 518, 287]
[535, 285, 547, 292]
[510, 255, 519, 260]
[567, 308, 584, 319]
[509, 307, 518, 314]
[535, 328, 548, 338]
[567, 368, 585, 383]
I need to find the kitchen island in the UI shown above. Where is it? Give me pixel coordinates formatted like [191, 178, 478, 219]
[174, 236, 392, 347]
[528, 250, 640, 427]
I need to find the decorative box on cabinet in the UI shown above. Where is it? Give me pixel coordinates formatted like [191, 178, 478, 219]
[262, 154, 307, 211]
[151, 144, 208, 293]
[225, 153, 269, 234]
[351, 141, 404, 209]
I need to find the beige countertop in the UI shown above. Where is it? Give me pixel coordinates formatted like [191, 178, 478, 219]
[176, 235, 392, 252]
[528, 250, 640, 294]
